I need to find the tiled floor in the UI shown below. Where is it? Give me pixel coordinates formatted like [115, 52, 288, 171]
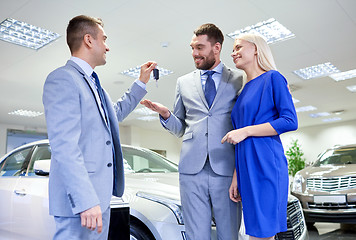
[308, 223, 356, 240]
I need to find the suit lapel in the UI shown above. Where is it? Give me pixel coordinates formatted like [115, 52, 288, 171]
[67, 61, 109, 129]
[193, 70, 210, 109]
[194, 65, 232, 109]
[212, 65, 231, 108]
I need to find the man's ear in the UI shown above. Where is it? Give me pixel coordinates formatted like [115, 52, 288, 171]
[83, 34, 93, 48]
[213, 42, 222, 54]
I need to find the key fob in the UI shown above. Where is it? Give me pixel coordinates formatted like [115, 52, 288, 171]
[153, 68, 159, 80]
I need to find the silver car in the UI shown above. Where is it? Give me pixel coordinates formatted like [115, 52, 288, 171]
[291, 144, 356, 227]
[0, 140, 307, 239]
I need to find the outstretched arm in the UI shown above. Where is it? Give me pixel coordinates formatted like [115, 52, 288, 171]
[140, 99, 171, 120]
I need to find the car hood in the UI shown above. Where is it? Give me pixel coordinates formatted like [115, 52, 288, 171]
[124, 172, 180, 201]
[300, 164, 356, 178]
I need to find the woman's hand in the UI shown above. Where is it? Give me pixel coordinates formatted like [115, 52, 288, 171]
[221, 128, 248, 145]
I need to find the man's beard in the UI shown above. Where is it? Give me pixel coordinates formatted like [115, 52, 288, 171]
[195, 51, 216, 70]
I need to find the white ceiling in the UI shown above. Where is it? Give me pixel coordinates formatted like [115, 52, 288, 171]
[0, 0, 355, 133]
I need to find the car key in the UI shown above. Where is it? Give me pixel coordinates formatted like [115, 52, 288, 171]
[153, 68, 159, 87]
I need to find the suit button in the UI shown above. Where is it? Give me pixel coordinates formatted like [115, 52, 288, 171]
[208, 113, 212, 117]
[106, 141, 111, 145]
[107, 163, 112, 167]
[205, 133, 208, 136]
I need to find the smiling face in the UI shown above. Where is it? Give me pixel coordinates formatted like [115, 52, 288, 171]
[91, 24, 110, 67]
[190, 34, 220, 70]
[231, 39, 257, 71]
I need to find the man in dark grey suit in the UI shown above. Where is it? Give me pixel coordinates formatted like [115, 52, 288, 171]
[43, 15, 156, 240]
[141, 23, 243, 240]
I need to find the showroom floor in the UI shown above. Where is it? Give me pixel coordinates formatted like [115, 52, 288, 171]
[308, 223, 356, 240]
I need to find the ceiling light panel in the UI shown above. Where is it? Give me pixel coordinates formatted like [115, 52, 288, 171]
[292, 97, 300, 104]
[346, 85, 356, 93]
[322, 117, 342, 123]
[0, 18, 60, 50]
[295, 105, 317, 113]
[8, 109, 43, 118]
[293, 62, 340, 80]
[330, 69, 356, 81]
[226, 18, 295, 44]
[309, 112, 330, 118]
[121, 66, 173, 79]
[136, 116, 159, 121]
[133, 107, 156, 115]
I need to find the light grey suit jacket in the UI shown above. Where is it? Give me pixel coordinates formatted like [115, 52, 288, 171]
[163, 64, 242, 176]
[43, 60, 146, 217]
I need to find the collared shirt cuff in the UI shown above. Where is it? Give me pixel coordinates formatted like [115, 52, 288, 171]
[135, 79, 146, 90]
[160, 113, 171, 124]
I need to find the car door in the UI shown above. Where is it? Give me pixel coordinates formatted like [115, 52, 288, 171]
[10, 144, 55, 240]
[0, 146, 32, 239]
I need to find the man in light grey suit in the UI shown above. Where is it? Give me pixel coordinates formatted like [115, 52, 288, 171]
[141, 24, 243, 240]
[43, 15, 156, 240]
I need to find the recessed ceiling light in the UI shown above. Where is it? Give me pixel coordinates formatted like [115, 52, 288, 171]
[331, 110, 344, 115]
[295, 105, 317, 112]
[8, 109, 43, 118]
[121, 66, 173, 79]
[0, 18, 60, 50]
[226, 18, 295, 44]
[346, 85, 356, 93]
[329, 69, 356, 81]
[293, 62, 340, 80]
[309, 112, 330, 118]
[322, 117, 342, 122]
[136, 116, 159, 121]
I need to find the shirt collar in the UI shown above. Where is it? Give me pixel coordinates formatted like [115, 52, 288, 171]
[70, 56, 94, 78]
[200, 61, 223, 75]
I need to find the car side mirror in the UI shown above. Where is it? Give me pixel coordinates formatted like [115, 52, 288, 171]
[34, 159, 51, 176]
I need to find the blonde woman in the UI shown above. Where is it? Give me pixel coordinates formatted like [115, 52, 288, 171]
[221, 33, 298, 240]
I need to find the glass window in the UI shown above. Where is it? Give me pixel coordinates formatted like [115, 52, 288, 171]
[0, 148, 31, 176]
[27, 144, 51, 176]
[315, 147, 356, 166]
[122, 147, 178, 173]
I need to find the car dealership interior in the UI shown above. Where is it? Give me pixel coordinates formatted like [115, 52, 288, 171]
[1, 0, 356, 239]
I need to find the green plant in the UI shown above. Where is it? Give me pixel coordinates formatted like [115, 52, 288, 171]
[286, 139, 306, 176]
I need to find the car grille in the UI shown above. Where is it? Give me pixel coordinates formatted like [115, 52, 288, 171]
[275, 199, 305, 240]
[308, 201, 356, 210]
[307, 176, 356, 192]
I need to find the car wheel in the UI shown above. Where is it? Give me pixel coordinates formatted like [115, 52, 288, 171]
[130, 220, 154, 240]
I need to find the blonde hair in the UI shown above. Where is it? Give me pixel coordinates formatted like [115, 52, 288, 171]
[236, 33, 277, 71]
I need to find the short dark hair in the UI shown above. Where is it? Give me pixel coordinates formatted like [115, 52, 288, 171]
[194, 23, 224, 46]
[66, 15, 104, 54]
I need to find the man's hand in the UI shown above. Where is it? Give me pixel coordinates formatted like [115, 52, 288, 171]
[80, 205, 103, 233]
[139, 61, 157, 84]
[229, 170, 241, 203]
[140, 99, 171, 120]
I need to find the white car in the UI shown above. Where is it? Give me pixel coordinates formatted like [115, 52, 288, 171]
[0, 140, 307, 240]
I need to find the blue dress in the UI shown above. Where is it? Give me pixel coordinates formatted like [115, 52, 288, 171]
[231, 70, 298, 238]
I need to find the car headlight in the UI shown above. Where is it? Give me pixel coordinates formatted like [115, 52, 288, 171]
[292, 173, 303, 193]
[136, 191, 184, 225]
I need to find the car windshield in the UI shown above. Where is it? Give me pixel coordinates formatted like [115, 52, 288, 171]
[314, 147, 356, 166]
[122, 146, 178, 173]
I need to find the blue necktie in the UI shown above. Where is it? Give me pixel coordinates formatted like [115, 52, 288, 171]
[92, 71, 108, 122]
[92, 71, 117, 194]
[204, 71, 216, 108]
